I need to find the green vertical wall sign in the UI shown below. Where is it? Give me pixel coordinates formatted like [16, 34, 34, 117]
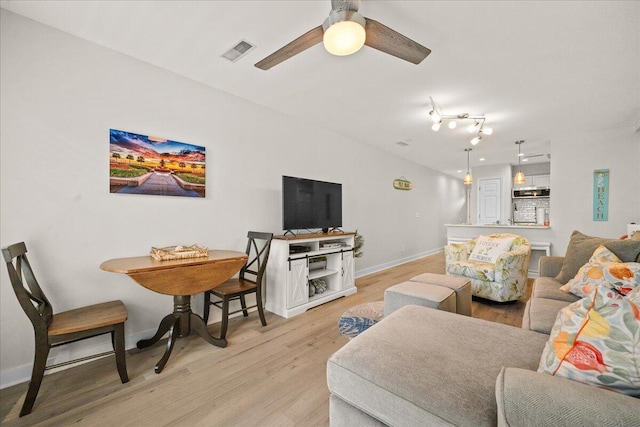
[593, 169, 609, 221]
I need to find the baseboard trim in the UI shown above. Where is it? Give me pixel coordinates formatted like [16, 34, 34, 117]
[355, 248, 443, 279]
[0, 328, 158, 390]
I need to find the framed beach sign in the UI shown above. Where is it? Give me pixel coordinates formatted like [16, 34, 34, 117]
[593, 169, 609, 221]
[109, 129, 206, 198]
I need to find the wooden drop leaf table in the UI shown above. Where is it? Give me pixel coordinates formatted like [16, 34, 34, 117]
[100, 250, 247, 373]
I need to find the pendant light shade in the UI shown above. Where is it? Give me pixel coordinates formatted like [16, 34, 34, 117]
[514, 140, 525, 185]
[463, 148, 473, 185]
[514, 171, 526, 185]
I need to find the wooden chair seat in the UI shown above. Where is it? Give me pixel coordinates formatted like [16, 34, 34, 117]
[203, 232, 273, 345]
[49, 300, 127, 336]
[2, 242, 129, 417]
[211, 279, 257, 297]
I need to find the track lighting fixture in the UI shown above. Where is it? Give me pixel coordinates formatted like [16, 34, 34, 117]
[428, 97, 494, 145]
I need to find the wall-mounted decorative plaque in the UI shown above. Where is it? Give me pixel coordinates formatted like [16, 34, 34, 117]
[393, 177, 413, 191]
[593, 169, 609, 221]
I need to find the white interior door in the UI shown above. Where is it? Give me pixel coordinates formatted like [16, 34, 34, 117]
[478, 177, 502, 225]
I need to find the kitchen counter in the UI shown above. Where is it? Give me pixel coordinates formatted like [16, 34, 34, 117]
[445, 224, 550, 229]
[444, 224, 552, 276]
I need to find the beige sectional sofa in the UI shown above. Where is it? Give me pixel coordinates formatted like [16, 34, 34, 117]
[327, 232, 640, 426]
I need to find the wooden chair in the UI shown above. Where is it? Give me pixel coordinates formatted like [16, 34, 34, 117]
[203, 231, 273, 344]
[2, 242, 129, 417]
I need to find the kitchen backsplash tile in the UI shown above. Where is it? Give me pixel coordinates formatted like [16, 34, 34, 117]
[513, 198, 550, 224]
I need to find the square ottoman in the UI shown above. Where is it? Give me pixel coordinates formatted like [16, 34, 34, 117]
[384, 281, 456, 316]
[411, 273, 472, 316]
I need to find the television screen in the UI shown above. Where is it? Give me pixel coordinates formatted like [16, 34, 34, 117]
[282, 176, 342, 232]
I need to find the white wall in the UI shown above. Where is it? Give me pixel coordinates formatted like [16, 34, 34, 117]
[0, 10, 466, 387]
[549, 127, 640, 254]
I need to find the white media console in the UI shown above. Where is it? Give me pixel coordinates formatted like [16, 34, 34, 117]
[266, 232, 356, 318]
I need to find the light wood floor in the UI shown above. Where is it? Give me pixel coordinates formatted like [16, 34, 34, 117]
[0, 252, 531, 426]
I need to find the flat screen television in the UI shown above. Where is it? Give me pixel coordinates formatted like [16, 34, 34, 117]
[282, 176, 342, 233]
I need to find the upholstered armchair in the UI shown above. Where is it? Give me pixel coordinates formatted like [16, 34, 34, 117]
[444, 233, 531, 302]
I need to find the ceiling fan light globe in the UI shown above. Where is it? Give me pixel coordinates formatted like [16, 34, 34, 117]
[323, 11, 366, 56]
[431, 121, 442, 131]
[480, 126, 493, 135]
[470, 136, 482, 145]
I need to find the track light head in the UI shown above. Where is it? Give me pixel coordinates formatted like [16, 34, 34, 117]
[480, 126, 493, 135]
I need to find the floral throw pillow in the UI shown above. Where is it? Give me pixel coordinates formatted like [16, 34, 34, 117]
[468, 235, 515, 264]
[560, 245, 640, 298]
[537, 286, 640, 396]
[586, 245, 622, 264]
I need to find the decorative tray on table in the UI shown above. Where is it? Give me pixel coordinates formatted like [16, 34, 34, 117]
[150, 244, 208, 261]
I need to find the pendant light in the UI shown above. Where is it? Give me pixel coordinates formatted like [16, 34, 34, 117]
[514, 140, 526, 185]
[463, 148, 473, 185]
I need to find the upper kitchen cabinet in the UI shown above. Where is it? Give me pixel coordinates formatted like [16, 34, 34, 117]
[512, 163, 551, 188]
[532, 174, 550, 187]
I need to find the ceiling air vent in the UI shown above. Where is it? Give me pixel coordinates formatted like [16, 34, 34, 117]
[221, 40, 256, 63]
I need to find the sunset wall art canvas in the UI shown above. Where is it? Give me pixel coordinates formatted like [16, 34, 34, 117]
[109, 129, 206, 198]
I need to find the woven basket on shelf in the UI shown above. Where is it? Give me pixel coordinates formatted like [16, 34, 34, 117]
[150, 244, 208, 261]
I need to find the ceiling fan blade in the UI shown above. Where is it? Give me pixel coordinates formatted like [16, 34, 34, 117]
[364, 18, 431, 65]
[255, 25, 324, 70]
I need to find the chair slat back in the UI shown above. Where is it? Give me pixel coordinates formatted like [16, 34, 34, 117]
[2, 242, 53, 331]
[240, 232, 273, 286]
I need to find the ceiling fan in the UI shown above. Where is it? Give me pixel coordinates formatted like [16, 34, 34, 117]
[254, 0, 431, 70]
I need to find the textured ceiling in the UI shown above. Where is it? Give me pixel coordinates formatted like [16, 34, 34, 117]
[2, 1, 639, 178]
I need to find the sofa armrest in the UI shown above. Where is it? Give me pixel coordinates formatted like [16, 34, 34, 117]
[538, 256, 564, 278]
[496, 367, 640, 427]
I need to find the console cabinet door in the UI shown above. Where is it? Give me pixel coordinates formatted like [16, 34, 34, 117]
[341, 251, 355, 290]
[287, 258, 308, 309]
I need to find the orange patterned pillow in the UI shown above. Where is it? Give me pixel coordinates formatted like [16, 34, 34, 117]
[538, 287, 640, 396]
[560, 245, 640, 298]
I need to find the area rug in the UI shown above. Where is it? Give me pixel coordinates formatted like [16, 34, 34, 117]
[338, 301, 384, 339]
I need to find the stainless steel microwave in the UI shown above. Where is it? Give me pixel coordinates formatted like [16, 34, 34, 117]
[512, 188, 550, 198]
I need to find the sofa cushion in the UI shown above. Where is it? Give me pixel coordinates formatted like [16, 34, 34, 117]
[522, 298, 571, 334]
[538, 287, 640, 396]
[469, 235, 515, 263]
[496, 367, 640, 427]
[531, 276, 581, 303]
[555, 231, 640, 284]
[327, 305, 549, 427]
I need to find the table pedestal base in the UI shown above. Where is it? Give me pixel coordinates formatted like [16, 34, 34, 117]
[137, 295, 227, 373]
